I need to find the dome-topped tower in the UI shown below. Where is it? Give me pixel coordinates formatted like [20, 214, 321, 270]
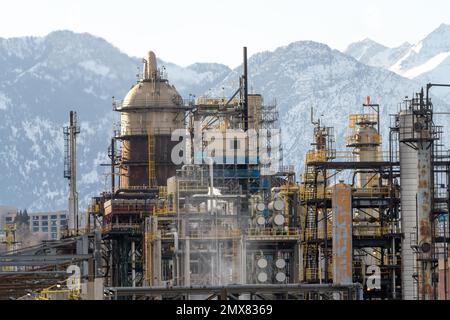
[121, 51, 183, 110]
[116, 51, 185, 188]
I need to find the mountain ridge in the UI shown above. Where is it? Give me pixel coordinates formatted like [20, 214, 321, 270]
[346, 24, 450, 102]
[0, 29, 449, 211]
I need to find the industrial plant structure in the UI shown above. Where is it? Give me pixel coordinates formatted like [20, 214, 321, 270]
[0, 49, 449, 300]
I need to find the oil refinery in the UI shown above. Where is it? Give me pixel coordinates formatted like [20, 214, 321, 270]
[0, 48, 449, 301]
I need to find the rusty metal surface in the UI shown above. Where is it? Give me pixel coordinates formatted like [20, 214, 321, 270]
[438, 258, 450, 300]
[332, 183, 353, 285]
[417, 147, 434, 299]
[120, 135, 179, 187]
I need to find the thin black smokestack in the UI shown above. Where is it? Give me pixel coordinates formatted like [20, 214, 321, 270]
[243, 47, 248, 131]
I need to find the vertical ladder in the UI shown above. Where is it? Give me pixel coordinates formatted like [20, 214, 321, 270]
[303, 165, 320, 282]
[148, 131, 156, 187]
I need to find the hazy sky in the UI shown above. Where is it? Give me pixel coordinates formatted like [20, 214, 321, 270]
[0, 0, 449, 67]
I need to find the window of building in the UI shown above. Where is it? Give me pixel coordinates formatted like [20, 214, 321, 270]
[42, 221, 48, 226]
[51, 221, 57, 226]
[5, 217, 13, 223]
[60, 220, 67, 226]
[41, 215, 48, 220]
[51, 233, 57, 240]
[60, 215, 66, 219]
[51, 226, 57, 232]
[33, 221, 39, 227]
[51, 215, 58, 220]
[32, 227, 39, 232]
[41, 227, 48, 233]
[33, 216, 39, 221]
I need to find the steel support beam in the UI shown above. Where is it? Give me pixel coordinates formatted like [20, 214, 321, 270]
[106, 283, 363, 299]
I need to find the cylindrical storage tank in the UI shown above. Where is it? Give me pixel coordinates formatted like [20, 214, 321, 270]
[272, 214, 285, 226]
[257, 272, 268, 283]
[268, 199, 284, 211]
[254, 202, 265, 213]
[257, 257, 268, 269]
[275, 258, 286, 269]
[256, 216, 266, 226]
[275, 272, 286, 283]
[118, 51, 185, 188]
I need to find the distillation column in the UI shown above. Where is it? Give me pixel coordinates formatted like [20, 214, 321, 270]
[347, 104, 381, 221]
[118, 51, 185, 188]
[398, 94, 434, 300]
[346, 102, 382, 280]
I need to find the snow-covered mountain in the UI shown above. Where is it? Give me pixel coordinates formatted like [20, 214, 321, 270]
[0, 28, 449, 211]
[164, 62, 231, 97]
[345, 38, 412, 70]
[143, 61, 231, 98]
[347, 24, 450, 100]
[389, 24, 450, 80]
[0, 31, 134, 211]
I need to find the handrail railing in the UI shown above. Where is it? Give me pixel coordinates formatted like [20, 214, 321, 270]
[305, 150, 399, 163]
[102, 223, 141, 234]
[247, 228, 300, 237]
[348, 114, 378, 128]
[113, 97, 186, 110]
[115, 127, 178, 137]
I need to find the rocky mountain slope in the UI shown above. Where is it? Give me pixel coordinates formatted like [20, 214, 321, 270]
[345, 38, 412, 70]
[346, 24, 450, 100]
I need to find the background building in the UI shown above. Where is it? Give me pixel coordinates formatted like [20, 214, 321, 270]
[0, 206, 18, 230]
[29, 211, 68, 240]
